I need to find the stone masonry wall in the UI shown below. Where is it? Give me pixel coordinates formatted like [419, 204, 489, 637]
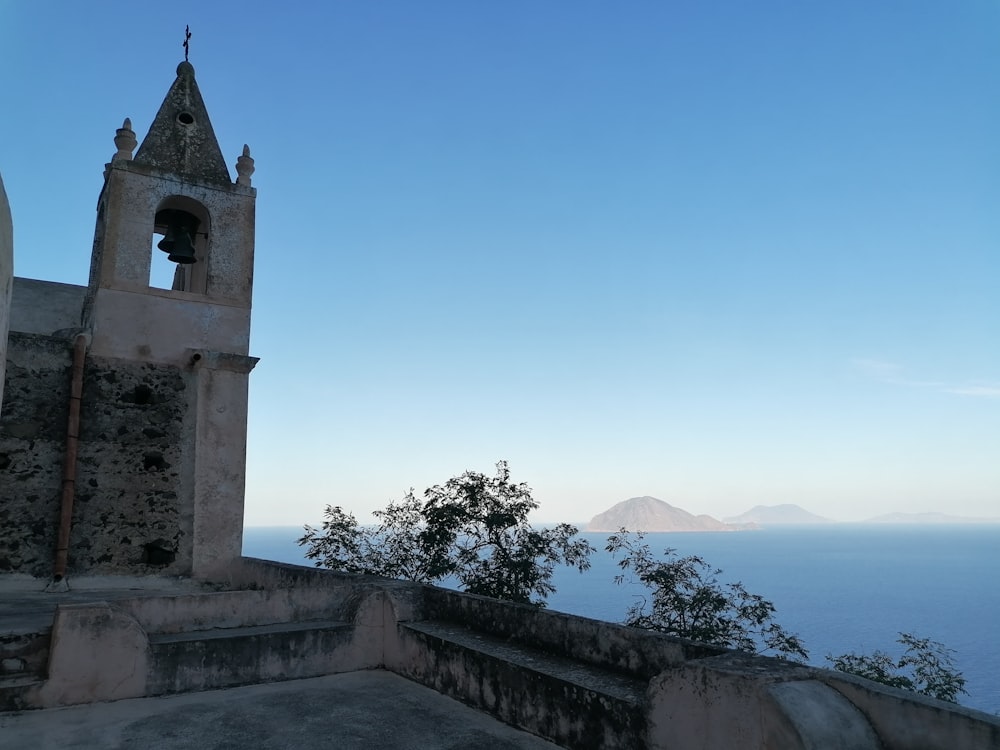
[0, 332, 195, 576]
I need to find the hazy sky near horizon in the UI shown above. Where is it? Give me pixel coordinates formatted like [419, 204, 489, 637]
[1, 2, 998, 525]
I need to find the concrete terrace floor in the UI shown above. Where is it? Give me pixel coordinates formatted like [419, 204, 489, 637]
[1, 670, 561, 749]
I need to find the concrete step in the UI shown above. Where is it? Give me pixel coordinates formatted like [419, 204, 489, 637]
[147, 619, 357, 695]
[0, 630, 49, 711]
[398, 620, 649, 750]
[1, 630, 50, 676]
[0, 674, 44, 712]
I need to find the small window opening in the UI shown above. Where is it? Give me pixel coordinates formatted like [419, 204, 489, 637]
[143, 452, 168, 472]
[127, 384, 155, 405]
[177, 111, 195, 126]
[143, 539, 176, 566]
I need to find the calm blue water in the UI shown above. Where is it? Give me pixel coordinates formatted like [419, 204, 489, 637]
[243, 525, 1000, 714]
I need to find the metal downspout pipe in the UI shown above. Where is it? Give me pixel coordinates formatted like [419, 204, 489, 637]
[48, 332, 89, 590]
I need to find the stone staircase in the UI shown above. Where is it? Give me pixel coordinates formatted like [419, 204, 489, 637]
[0, 630, 49, 711]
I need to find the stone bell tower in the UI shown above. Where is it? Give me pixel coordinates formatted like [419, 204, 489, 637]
[86, 60, 256, 362]
[0, 59, 258, 580]
[81, 60, 259, 578]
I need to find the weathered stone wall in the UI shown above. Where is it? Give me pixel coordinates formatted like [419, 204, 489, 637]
[0, 333, 195, 576]
[0, 333, 71, 574]
[73, 352, 195, 575]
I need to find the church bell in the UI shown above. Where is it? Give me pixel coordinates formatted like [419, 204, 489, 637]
[155, 209, 199, 264]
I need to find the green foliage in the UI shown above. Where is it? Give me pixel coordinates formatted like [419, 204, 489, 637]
[828, 632, 967, 703]
[606, 529, 808, 660]
[298, 461, 593, 606]
[298, 492, 432, 581]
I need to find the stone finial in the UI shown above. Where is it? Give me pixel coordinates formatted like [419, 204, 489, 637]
[113, 118, 137, 162]
[235, 144, 255, 187]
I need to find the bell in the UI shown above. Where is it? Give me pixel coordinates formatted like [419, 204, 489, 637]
[155, 209, 199, 265]
[158, 226, 197, 264]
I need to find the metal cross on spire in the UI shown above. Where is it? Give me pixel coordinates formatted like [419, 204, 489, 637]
[183, 25, 192, 61]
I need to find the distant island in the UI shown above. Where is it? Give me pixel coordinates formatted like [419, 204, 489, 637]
[586, 496, 755, 533]
[862, 512, 1000, 525]
[583, 498, 998, 531]
[724, 504, 834, 526]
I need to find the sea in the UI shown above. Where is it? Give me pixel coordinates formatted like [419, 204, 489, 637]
[243, 524, 1000, 715]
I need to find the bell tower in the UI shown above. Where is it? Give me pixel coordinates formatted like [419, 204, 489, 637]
[86, 60, 256, 362]
[81, 60, 259, 577]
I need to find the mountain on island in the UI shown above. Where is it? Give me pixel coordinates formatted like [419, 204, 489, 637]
[863, 511, 1000, 525]
[586, 496, 754, 533]
[724, 504, 834, 526]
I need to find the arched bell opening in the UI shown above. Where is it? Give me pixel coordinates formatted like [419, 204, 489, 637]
[149, 196, 211, 293]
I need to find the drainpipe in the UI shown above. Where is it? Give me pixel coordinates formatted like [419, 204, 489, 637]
[47, 332, 89, 592]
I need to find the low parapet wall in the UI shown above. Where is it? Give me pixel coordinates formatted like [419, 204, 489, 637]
[115, 585, 358, 635]
[228, 556, 425, 620]
[820, 671, 1000, 750]
[418, 585, 723, 678]
[646, 652, 882, 749]
[231, 560, 1000, 749]
[13, 561, 1000, 749]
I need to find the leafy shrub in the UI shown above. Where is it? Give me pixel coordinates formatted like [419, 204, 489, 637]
[607, 529, 808, 660]
[299, 461, 593, 606]
[828, 632, 967, 703]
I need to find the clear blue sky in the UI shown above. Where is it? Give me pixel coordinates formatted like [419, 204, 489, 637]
[2, 2, 998, 524]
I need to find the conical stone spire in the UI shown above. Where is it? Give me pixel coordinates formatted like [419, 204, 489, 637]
[133, 61, 231, 185]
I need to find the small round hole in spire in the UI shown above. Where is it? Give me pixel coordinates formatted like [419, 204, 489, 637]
[177, 112, 195, 126]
